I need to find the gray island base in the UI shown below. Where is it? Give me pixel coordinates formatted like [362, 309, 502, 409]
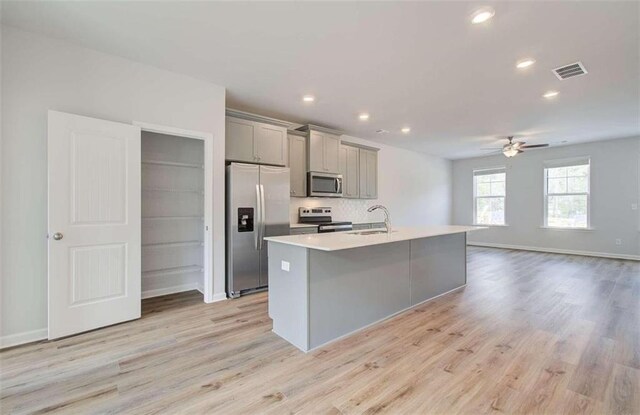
[265, 226, 483, 352]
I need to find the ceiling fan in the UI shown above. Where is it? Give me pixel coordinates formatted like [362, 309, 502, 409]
[482, 136, 549, 158]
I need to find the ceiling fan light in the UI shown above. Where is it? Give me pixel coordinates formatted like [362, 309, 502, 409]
[503, 147, 519, 157]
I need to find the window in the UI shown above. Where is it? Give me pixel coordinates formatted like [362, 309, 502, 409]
[473, 168, 506, 225]
[544, 158, 590, 228]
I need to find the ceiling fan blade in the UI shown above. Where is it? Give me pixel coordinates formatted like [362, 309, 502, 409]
[480, 147, 503, 150]
[520, 144, 549, 149]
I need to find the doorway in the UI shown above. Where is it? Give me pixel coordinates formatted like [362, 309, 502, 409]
[135, 121, 215, 302]
[141, 132, 205, 298]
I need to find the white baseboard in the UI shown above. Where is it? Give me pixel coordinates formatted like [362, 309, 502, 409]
[0, 328, 47, 349]
[208, 292, 228, 303]
[468, 241, 640, 261]
[142, 283, 200, 299]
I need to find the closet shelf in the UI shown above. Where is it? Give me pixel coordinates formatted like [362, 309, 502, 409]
[142, 159, 204, 169]
[142, 240, 204, 248]
[143, 187, 204, 194]
[142, 216, 204, 220]
[143, 265, 204, 278]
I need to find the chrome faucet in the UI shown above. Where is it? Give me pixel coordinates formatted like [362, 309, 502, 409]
[367, 205, 392, 234]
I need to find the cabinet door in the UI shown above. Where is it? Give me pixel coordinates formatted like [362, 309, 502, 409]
[323, 134, 341, 173]
[256, 124, 287, 166]
[288, 134, 307, 197]
[359, 149, 378, 199]
[340, 145, 359, 198]
[308, 131, 325, 172]
[226, 117, 256, 162]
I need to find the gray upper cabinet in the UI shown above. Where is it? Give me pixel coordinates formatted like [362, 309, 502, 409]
[288, 132, 307, 197]
[225, 113, 288, 166]
[339, 144, 360, 198]
[303, 126, 341, 173]
[359, 148, 378, 199]
[308, 131, 325, 172]
[323, 134, 340, 173]
[226, 117, 256, 163]
[256, 124, 287, 166]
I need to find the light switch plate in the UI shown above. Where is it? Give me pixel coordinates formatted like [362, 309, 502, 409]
[281, 260, 290, 272]
[632, 203, 638, 210]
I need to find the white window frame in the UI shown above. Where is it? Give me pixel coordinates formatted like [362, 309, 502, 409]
[543, 157, 591, 230]
[473, 167, 507, 226]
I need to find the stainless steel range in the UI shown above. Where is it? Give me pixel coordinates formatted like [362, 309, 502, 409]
[298, 207, 352, 233]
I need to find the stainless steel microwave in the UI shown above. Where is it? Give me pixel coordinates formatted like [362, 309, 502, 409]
[308, 172, 343, 197]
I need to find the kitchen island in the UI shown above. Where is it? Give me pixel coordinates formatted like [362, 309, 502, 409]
[264, 225, 484, 352]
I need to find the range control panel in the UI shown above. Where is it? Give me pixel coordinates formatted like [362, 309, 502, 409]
[299, 207, 332, 217]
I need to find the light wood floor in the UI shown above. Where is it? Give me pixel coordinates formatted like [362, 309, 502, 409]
[1, 247, 639, 414]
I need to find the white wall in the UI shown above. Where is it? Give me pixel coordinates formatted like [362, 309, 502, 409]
[1, 26, 227, 346]
[290, 135, 452, 226]
[452, 137, 640, 259]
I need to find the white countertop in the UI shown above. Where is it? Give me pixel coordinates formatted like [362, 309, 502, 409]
[266, 225, 485, 251]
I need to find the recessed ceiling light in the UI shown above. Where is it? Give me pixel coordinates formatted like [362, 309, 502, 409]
[471, 7, 495, 24]
[302, 95, 315, 103]
[543, 91, 559, 99]
[401, 127, 411, 134]
[516, 59, 536, 69]
[359, 113, 370, 121]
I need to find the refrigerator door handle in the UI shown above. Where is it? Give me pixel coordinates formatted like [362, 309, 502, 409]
[259, 184, 266, 250]
[255, 184, 261, 250]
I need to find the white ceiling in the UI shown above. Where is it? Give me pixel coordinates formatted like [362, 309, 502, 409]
[2, 1, 639, 159]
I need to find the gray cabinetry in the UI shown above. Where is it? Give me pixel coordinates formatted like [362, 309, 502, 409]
[308, 131, 340, 173]
[226, 112, 289, 166]
[352, 222, 385, 231]
[287, 131, 307, 197]
[226, 117, 256, 163]
[359, 148, 378, 199]
[339, 144, 360, 198]
[308, 131, 324, 172]
[289, 227, 318, 235]
[323, 134, 340, 173]
[299, 125, 342, 174]
[257, 124, 287, 165]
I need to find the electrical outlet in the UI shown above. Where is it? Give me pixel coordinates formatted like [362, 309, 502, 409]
[615, 239, 622, 246]
[281, 260, 290, 272]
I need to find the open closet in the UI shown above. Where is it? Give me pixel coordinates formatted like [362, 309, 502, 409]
[141, 131, 205, 298]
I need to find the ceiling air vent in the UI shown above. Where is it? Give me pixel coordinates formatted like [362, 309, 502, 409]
[552, 61, 588, 80]
[376, 129, 389, 134]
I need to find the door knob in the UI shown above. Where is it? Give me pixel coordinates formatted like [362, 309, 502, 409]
[53, 232, 63, 240]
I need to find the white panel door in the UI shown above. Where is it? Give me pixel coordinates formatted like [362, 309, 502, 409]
[48, 110, 141, 339]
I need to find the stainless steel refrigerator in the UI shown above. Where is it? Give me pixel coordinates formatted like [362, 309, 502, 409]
[226, 163, 290, 298]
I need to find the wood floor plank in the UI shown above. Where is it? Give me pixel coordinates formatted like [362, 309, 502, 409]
[1, 247, 638, 414]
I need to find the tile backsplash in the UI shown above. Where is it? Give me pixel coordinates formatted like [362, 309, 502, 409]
[290, 197, 382, 224]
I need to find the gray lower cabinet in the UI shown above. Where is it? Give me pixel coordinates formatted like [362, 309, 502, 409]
[359, 148, 378, 199]
[287, 132, 307, 197]
[289, 227, 318, 235]
[352, 222, 385, 231]
[339, 144, 360, 198]
[352, 223, 370, 231]
[308, 130, 340, 173]
[226, 116, 287, 166]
